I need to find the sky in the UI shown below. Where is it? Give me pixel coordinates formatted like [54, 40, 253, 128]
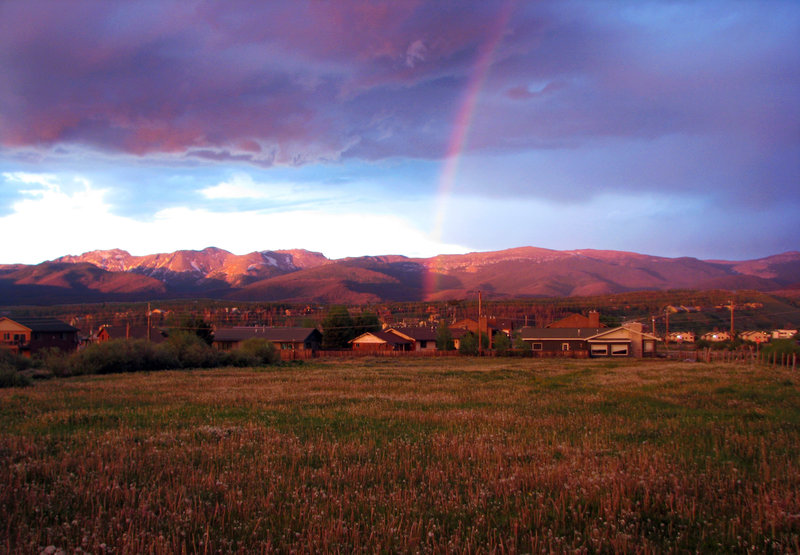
[1, 0, 798, 265]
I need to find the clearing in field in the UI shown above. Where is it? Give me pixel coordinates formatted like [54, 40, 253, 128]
[1, 358, 799, 552]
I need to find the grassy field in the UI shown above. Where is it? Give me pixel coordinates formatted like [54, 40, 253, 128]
[1, 358, 799, 553]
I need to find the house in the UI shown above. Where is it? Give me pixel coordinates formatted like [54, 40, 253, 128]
[213, 327, 322, 352]
[771, 329, 798, 340]
[0, 316, 80, 356]
[586, 323, 659, 358]
[519, 322, 658, 358]
[546, 311, 603, 329]
[95, 324, 168, 344]
[350, 330, 413, 352]
[740, 330, 770, 344]
[384, 327, 438, 352]
[701, 331, 731, 342]
[668, 331, 695, 343]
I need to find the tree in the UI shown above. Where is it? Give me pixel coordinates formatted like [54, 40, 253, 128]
[512, 331, 528, 351]
[493, 332, 511, 355]
[353, 311, 381, 337]
[458, 332, 488, 355]
[321, 305, 355, 350]
[436, 321, 455, 351]
[172, 317, 213, 345]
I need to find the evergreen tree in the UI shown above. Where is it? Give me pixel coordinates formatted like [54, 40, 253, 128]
[436, 321, 455, 351]
[493, 332, 511, 355]
[321, 305, 355, 349]
[353, 311, 381, 336]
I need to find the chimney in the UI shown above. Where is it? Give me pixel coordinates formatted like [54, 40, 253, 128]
[588, 310, 600, 328]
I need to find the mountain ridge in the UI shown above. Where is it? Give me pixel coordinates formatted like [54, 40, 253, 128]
[0, 246, 797, 305]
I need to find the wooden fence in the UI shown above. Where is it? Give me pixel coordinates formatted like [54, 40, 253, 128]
[666, 348, 798, 370]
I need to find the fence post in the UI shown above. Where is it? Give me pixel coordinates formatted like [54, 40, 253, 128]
[793, 353, 797, 372]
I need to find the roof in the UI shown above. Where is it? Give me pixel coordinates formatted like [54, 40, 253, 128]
[521, 325, 660, 342]
[519, 327, 605, 340]
[3, 317, 78, 333]
[350, 330, 413, 346]
[386, 326, 438, 341]
[213, 327, 320, 343]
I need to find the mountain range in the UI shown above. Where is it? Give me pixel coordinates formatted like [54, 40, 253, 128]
[0, 246, 798, 305]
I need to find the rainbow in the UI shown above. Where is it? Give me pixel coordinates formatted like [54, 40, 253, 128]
[426, 2, 514, 298]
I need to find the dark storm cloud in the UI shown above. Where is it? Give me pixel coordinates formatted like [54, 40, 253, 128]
[0, 0, 798, 208]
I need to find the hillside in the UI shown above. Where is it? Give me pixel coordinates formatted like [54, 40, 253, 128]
[0, 246, 797, 305]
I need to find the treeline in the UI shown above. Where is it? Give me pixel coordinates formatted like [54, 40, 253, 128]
[0, 333, 280, 388]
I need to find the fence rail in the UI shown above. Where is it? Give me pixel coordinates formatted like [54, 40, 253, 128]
[665, 348, 797, 370]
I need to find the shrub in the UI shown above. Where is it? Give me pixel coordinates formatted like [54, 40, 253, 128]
[161, 332, 219, 369]
[35, 347, 74, 377]
[72, 339, 179, 375]
[238, 338, 279, 366]
[0, 365, 32, 388]
[0, 349, 34, 372]
[761, 338, 800, 357]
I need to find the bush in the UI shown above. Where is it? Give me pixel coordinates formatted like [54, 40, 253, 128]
[0, 349, 34, 372]
[238, 338, 280, 366]
[71, 339, 179, 375]
[0, 365, 32, 388]
[161, 332, 219, 369]
[761, 338, 800, 357]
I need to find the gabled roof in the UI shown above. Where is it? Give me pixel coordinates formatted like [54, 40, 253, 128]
[350, 330, 413, 346]
[213, 327, 320, 343]
[2, 317, 78, 333]
[519, 327, 604, 340]
[385, 326, 438, 341]
[588, 325, 660, 342]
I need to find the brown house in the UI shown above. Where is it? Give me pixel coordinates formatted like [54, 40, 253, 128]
[384, 327, 438, 352]
[213, 327, 322, 353]
[350, 330, 413, 352]
[520, 322, 658, 358]
[0, 317, 80, 356]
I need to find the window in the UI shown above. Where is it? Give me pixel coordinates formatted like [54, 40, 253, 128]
[590, 345, 608, 356]
[420, 340, 428, 349]
[2, 333, 8, 340]
[532, 343, 542, 351]
[562, 343, 570, 351]
[611, 345, 629, 356]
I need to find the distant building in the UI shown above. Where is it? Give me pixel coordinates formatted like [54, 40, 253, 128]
[668, 331, 695, 343]
[384, 327, 438, 352]
[701, 331, 731, 342]
[519, 322, 658, 358]
[0, 317, 80, 356]
[213, 327, 321, 352]
[350, 330, 413, 352]
[740, 330, 770, 344]
[546, 311, 602, 329]
[95, 324, 168, 344]
[771, 329, 798, 340]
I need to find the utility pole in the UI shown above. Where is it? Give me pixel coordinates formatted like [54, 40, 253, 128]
[665, 309, 669, 352]
[729, 299, 734, 338]
[478, 290, 483, 356]
[147, 302, 151, 342]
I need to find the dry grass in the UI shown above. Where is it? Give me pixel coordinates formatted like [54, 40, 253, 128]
[1, 358, 799, 553]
